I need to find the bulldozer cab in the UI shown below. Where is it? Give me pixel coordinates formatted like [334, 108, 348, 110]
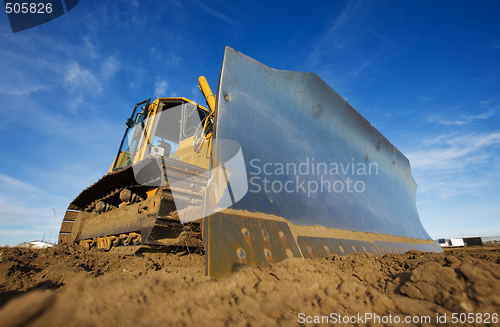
[111, 98, 210, 172]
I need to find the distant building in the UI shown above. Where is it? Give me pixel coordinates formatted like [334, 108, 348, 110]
[448, 238, 465, 247]
[437, 238, 448, 247]
[17, 241, 55, 248]
[463, 237, 483, 246]
[481, 235, 500, 246]
[437, 234, 500, 247]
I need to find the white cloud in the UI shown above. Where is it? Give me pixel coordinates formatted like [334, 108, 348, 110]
[0, 173, 39, 193]
[346, 60, 373, 78]
[62, 56, 120, 109]
[192, 0, 241, 27]
[155, 78, 169, 97]
[309, 0, 366, 63]
[0, 173, 69, 246]
[427, 101, 498, 126]
[0, 82, 51, 96]
[65, 61, 103, 93]
[0, 43, 55, 96]
[325, 0, 362, 36]
[368, 30, 397, 45]
[405, 132, 500, 204]
[465, 110, 496, 120]
[480, 98, 493, 105]
[0, 31, 120, 110]
[165, 51, 181, 67]
[101, 57, 120, 79]
[129, 0, 140, 10]
[0, 230, 43, 237]
[408, 132, 500, 172]
[83, 36, 99, 58]
[426, 115, 468, 125]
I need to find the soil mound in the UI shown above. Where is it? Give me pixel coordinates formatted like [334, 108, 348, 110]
[1, 245, 499, 326]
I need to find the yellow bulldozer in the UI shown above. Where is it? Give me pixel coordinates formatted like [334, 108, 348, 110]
[59, 47, 441, 278]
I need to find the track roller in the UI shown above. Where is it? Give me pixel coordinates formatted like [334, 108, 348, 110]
[120, 189, 145, 204]
[94, 201, 114, 214]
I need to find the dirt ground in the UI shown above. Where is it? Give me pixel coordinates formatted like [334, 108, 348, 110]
[0, 245, 499, 327]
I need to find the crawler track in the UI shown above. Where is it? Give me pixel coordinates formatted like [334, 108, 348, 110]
[58, 158, 208, 253]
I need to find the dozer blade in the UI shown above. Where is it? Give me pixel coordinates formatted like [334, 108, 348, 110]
[204, 47, 441, 278]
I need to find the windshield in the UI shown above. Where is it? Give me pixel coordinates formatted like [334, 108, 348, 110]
[183, 102, 207, 139]
[113, 99, 207, 170]
[113, 99, 149, 170]
[147, 101, 183, 158]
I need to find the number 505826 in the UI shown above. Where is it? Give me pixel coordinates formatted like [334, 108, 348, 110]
[5, 3, 53, 14]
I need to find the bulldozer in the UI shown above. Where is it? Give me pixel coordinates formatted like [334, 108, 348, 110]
[59, 47, 441, 278]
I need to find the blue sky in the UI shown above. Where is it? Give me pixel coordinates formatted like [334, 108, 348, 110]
[0, 0, 499, 245]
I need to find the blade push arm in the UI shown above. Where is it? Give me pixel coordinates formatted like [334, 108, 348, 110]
[198, 76, 216, 113]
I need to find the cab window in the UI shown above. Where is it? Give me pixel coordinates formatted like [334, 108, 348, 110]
[182, 102, 207, 140]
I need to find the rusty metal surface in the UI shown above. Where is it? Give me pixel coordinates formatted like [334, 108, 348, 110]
[296, 236, 441, 259]
[206, 212, 302, 279]
[62, 210, 78, 221]
[78, 213, 157, 241]
[59, 221, 74, 233]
